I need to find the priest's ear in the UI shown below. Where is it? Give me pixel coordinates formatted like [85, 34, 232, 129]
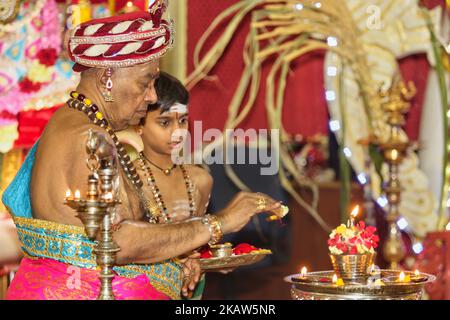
[81, 67, 113, 94]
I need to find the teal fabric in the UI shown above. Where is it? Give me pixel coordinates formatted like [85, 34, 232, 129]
[2, 142, 38, 218]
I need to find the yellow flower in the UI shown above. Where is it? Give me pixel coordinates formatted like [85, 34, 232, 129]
[335, 278, 345, 286]
[28, 60, 53, 83]
[357, 244, 367, 254]
[335, 224, 347, 235]
[344, 228, 355, 238]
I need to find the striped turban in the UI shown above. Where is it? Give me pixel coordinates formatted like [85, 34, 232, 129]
[68, 1, 173, 72]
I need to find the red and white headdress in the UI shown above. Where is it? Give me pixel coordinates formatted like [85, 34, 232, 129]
[68, 0, 173, 72]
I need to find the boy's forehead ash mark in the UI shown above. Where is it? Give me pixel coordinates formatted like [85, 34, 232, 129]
[159, 112, 189, 118]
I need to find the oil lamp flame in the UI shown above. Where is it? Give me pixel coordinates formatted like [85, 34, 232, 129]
[300, 267, 307, 277]
[65, 189, 72, 198]
[347, 205, 359, 227]
[74, 190, 81, 199]
[414, 270, 420, 277]
[350, 205, 359, 218]
[332, 274, 338, 284]
[399, 271, 405, 282]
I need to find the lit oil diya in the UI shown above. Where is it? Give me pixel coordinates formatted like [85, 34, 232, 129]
[397, 271, 411, 283]
[64, 189, 87, 211]
[368, 264, 381, 275]
[332, 274, 345, 286]
[300, 266, 307, 277]
[367, 276, 385, 286]
[292, 266, 314, 283]
[411, 270, 427, 283]
[65, 189, 82, 202]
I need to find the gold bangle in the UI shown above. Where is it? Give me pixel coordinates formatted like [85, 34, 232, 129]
[201, 214, 223, 245]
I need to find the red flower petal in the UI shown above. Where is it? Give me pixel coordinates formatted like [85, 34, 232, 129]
[232, 243, 258, 255]
[366, 226, 377, 234]
[36, 48, 58, 67]
[19, 77, 41, 93]
[357, 221, 366, 229]
[200, 250, 212, 258]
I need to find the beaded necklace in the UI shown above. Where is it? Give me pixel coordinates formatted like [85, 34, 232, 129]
[67, 91, 143, 190]
[138, 152, 196, 223]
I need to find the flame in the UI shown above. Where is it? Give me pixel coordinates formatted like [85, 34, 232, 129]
[399, 271, 405, 282]
[126, 1, 133, 7]
[332, 274, 338, 284]
[414, 270, 420, 277]
[300, 267, 307, 276]
[74, 190, 81, 199]
[65, 189, 72, 198]
[350, 205, 359, 218]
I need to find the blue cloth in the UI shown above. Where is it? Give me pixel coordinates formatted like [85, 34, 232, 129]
[2, 143, 38, 218]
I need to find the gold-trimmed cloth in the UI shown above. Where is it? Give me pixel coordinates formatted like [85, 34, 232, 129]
[13, 216, 183, 300]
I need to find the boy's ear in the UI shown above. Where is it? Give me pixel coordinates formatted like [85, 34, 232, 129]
[135, 126, 143, 136]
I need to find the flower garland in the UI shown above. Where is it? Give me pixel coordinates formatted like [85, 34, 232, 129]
[17, 0, 61, 95]
[0, 0, 62, 114]
[328, 221, 379, 255]
[18, 47, 58, 93]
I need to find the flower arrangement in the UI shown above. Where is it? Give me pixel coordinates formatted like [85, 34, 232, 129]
[18, 47, 58, 93]
[328, 221, 379, 255]
[0, 0, 62, 105]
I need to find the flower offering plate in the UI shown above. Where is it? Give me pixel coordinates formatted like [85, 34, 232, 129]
[200, 250, 271, 271]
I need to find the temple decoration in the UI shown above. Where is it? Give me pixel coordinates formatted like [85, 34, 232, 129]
[186, 0, 444, 243]
[324, 1, 443, 239]
[0, 0, 79, 153]
[377, 78, 417, 269]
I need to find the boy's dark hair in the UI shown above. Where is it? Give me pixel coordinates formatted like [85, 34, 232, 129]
[148, 71, 189, 114]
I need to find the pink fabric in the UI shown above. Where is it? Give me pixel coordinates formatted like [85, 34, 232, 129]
[6, 257, 171, 300]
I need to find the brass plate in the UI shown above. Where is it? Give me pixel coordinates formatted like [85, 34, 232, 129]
[284, 270, 436, 300]
[200, 251, 271, 270]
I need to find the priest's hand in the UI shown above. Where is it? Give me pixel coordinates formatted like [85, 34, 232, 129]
[217, 192, 281, 234]
[179, 251, 202, 298]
